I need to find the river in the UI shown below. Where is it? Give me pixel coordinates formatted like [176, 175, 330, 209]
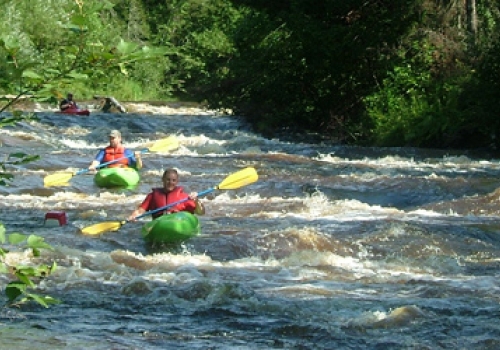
[1, 105, 500, 349]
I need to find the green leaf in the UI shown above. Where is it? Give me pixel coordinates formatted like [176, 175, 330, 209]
[87, 0, 114, 13]
[15, 296, 30, 305]
[0, 223, 5, 244]
[5, 154, 38, 166]
[1, 36, 20, 51]
[27, 293, 49, 308]
[45, 68, 62, 75]
[118, 63, 128, 75]
[8, 233, 27, 245]
[116, 39, 138, 55]
[5, 282, 26, 301]
[7, 152, 29, 159]
[67, 72, 89, 80]
[32, 248, 40, 257]
[27, 293, 61, 308]
[42, 295, 61, 305]
[99, 52, 115, 60]
[0, 173, 14, 181]
[35, 264, 52, 277]
[51, 261, 58, 273]
[70, 14, 87, 27]
[22, 70, 43, 79]
[16, 271, 36, 287]
[27, 235, 53, 251]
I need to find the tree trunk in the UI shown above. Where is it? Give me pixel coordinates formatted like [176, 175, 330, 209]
[466, 0, 477, 46]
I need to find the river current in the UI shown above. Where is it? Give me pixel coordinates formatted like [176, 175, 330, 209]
[1, 105, 500, 349]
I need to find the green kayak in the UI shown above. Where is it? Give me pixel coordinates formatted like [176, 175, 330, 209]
[142, 212, 200, 244]
[94, 167, 140, 188]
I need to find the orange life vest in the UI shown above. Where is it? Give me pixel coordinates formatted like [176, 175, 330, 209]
[102, 146, 128, 168]
[147, 187, 196, 218]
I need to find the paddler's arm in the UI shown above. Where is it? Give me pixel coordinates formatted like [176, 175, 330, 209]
[128, 207, 146, 221]
[89, 150, 105, 171]
[129, 193, 153, 221]
[189, 192, 205, 215]
[133, 151, 143, 169]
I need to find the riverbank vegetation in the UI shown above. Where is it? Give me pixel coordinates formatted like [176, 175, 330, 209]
[1, 0, 500, 149]
[0, 222, 59, 308]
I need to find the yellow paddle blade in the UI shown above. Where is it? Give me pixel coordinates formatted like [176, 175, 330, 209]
[217, 167, 258, 190]
[43, 172, 74, 187]
[81, 221, 124, 235]
[148, 135, 180, 153]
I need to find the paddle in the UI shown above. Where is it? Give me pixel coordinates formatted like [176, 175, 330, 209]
[43, 135, 179, 187]
[81, 167, 258, 235]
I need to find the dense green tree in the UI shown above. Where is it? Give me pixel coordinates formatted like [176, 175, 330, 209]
[133, 0, 245, 99]
[365, 0, 500, 147]
[0, 0, 170, 187]
[176, 0, 499, 149]
[190, 0, 422, 142]
[0, 0, 170, 103]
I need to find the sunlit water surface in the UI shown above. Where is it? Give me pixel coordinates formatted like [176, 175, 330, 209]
[1, 107, 500, 349]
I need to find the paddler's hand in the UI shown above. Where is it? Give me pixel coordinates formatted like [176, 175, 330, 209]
[189, 192, 205, 215]
[128, 208, 145, 221]
[88, 160, 100, 173]
[188, 192, 199, 200]
[128, 210, 140, 221]
[134, 151, 143, 169]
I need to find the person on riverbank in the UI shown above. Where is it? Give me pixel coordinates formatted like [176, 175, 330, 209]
[59, 93, 78, 111]
[88, 130, 143, 171]
[127, 168, 205, 221]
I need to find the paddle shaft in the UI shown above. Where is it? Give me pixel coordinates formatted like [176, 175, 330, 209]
[80, 167, 257, 235]
[75, 148, 149, 175]
[133, 187, 215, 220]
[132, 167, 258, 219]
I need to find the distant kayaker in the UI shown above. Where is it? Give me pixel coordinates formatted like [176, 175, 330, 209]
[88, 130, 143, 171]
[59, 93, 78, 111]
[127, 168, 205, 221]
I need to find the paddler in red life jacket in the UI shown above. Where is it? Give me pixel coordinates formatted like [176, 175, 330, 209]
[127, 168, 205, 221]
[88, 129, 143, 171]
[59, 93, 78, 111]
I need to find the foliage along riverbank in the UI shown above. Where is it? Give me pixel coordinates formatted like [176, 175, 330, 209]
[1, 1, 500, 150]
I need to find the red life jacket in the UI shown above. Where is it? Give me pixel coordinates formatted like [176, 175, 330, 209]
[148, 186, 196, 218]
[102, 145, 128, 168]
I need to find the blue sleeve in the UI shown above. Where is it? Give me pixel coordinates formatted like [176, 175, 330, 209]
[95, 149, 106, 163]
[124, 148, 137, 167]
